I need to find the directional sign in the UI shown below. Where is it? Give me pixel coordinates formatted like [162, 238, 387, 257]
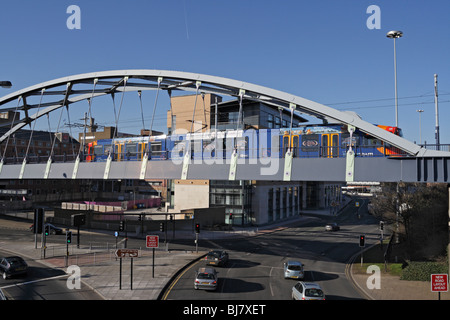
[431, 274, 448, 292]
[115, 248, 139, 258]
[146, 235, 159, 248]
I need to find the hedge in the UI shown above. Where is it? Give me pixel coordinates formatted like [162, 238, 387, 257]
[400, 261, 449, 281]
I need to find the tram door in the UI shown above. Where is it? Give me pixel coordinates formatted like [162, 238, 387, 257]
[115, 143, 123, 161]
[282, 134, 300, 157]
[321, 133, 339, 158]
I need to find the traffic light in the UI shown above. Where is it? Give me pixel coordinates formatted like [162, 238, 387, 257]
[44, 225, 49, 236]
[359, 235, 365, 247]
[119, 220, 125, 232]
[33, 208, 44, 234]
[195, 223, 200, 234]
[160, 222, 165, 232]
[72, 214, 86, 227]
[380, 221, 384, 231]
[66, 231, 72, 244]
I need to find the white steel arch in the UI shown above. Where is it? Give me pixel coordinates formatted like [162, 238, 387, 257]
[0, 69, 446, 157]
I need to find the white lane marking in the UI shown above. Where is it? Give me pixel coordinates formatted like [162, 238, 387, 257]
[0, 274, 68, 289]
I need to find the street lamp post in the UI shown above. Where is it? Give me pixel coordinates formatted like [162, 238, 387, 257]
[386, 30, 403, 128]
[416, 109, 424, 144]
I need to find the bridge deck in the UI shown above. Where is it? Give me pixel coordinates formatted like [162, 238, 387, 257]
[0, 157, 447, 183]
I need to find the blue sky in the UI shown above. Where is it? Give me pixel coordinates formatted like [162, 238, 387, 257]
[0, 0, 449, 145]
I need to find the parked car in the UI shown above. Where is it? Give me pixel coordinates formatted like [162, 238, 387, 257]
[0, 256, 28, 279]
[284, 260, 305, 279]
[325, 222, 340, 231]
[194, 267, 218, 291]
[292, 281, 325, 300]
[29, 223, 63, 235]
[205, 250, 229, 267]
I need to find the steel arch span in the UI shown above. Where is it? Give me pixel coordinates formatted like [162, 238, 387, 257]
[0, 69, 445, 158]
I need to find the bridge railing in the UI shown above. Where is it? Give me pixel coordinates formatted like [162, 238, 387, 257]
[418, 143, 450, 152]
[0, 143, 415, 165]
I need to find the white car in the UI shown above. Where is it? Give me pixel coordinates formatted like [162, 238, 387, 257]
[284, 261, 305, 279]
[292, 281, 325, 300]
[194, 267, 218, 291]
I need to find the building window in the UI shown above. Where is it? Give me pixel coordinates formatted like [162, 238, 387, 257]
[268, 188, 273, 221]
[267, 114, 274, 128]
[275, 117, 281, 128]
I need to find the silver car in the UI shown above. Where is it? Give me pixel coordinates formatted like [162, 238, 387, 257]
[292, 281, 325, 300]
[284, 261, 305, 279]
[194, 267, 218, 291]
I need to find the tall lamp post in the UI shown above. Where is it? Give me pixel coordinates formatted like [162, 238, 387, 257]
[0, 81, 12, 88]
[416, 109, 424, 144]
[386, 30, 403, 128]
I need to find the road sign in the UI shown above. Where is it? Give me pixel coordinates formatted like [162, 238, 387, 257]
[146, 235, 159, 248]
[115, 248, 139, 258]
[431, 274, 448, 292]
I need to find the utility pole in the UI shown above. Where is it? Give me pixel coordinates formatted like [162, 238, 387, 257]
[434, 74, 440, 149]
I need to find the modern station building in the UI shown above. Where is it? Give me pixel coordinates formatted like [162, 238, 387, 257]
[165, 93, 343, 225]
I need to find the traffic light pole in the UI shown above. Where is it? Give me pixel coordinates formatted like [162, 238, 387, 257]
[195, 223, 200, 253]
[77, 225, 80, 249]
[195, 232, 198, 253]
[65, 231, 72, 267]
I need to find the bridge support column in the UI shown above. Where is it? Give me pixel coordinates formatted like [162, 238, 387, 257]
[140, 153, 148, 180]
[181, 150, 190, 180]
[44, 157, 52, 179]
[229, 150, 238, 180]
[345, 125, 356, 182]
[19, 158, 26, 179]
[103, 154, 112, 179]
[283, 150, 293, 181]
[72, 155, 80, 179]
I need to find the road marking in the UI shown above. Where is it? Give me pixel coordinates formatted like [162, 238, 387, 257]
[161, 257, 202, 300]
[0, 274, 68, 289]
[269, 267, 275, 296]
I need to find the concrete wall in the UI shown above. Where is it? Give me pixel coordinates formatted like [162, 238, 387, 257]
[173, 180, 209, 211]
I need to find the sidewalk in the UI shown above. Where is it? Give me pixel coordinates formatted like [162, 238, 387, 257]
[349, 253, 450, 300]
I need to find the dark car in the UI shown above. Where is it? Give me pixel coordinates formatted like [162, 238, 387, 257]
[325, 222, 340, 231]
[0, 256, 28, 279]
[205, 250, 229, 267]
[29, 223, 63, 235]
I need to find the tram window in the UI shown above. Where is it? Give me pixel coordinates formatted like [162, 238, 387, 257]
[283, 136, 289, 151]
[126, 143, 137, 155]
[332, 134, 339, 157]
[94, 145, 103, 155]
[151, 142, 161, 153]
[236, 137, 248, 152]
[202, 139, 212, 149]
[292, 136, 299, 156]
[104, 144, 112, 155]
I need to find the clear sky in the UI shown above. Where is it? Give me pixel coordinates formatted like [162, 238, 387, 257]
[0, 0, 449, 145]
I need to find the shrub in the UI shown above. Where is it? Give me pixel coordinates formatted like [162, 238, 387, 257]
[400, 261, 449, 281]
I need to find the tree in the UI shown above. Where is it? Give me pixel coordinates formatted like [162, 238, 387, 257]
[371, 182, 449, 260]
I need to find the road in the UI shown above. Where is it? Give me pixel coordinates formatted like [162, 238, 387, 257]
[0, 218, 104, 300]
[0, 248, 103, 300]
[163, 197, 379, 300]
